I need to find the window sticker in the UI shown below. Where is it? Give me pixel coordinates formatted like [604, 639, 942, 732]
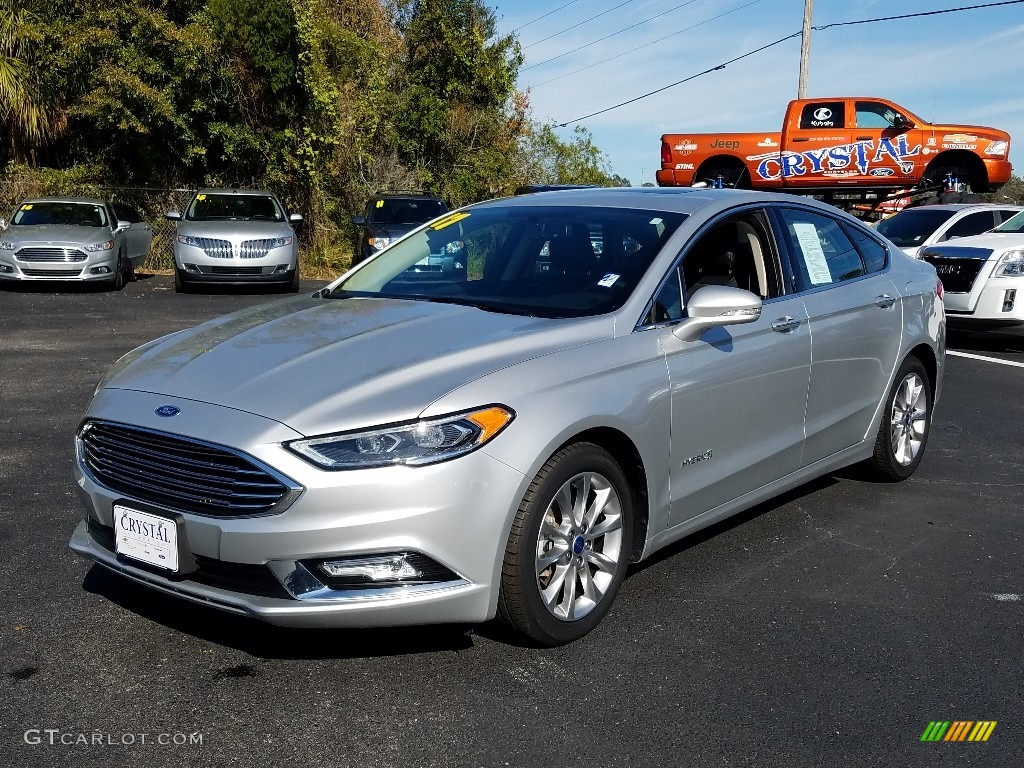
[429, 212, 471, 231]
[597, 273, 620, 288]
[195, 194, 206, 201]
[375, 200, 384, 208]
[792, 222, 832, 285]
[20, 204, 32, 210]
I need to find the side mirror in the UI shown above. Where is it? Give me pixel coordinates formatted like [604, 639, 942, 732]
[672, 285, 763, 342]
[164, 210, 182, 221]
[0, 217, 6, 229]
[289, 213, 303, 224]
[115, 220, 131, 232]
[352, 215, 365, 226]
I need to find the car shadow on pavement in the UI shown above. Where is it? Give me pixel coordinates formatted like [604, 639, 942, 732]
[947, 328, 1024, 354]
[80, 566, 477, 658]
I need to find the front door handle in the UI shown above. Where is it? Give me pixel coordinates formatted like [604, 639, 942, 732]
[791, 137, 809, 142]
[875, 294, 897, 309]
[856, 135, 873, 141]
[772, 316, 801, 333]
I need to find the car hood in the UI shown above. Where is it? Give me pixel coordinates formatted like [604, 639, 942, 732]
[4, 224, 112, 245]
[177, 221, 293, 241]
[101, 296, 609, 436]
[922, 232, 1024, 257]
[366, 222, 421, 240]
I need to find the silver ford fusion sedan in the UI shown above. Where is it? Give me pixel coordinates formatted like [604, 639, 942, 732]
[70, 188, 945, 645]
[0, 197, 148, 289]
[166, 188, 303, 292]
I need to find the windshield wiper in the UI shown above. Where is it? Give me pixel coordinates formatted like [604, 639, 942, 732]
[325, 290, 536, 316]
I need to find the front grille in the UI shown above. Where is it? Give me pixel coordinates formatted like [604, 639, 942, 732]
[16, 247, 87, 262]
[239, 239, 276, 259]
[193, 237, 233, 259]
[21, 267, 83, 277]
[208, 266, 265, 276]
[87, 518, 292, 599]
[923, 257, 986, 293]
[80, 421, 295, 517]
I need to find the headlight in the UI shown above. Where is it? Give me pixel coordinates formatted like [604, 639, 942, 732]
[85, 240, 115, 252]
[268, 236, 293, 248]
[177, 235, 198, 246]
[994, 249, 1024, 277]
[0, 240, 14, 250]
[286, 405, 515, 470]
[986, 140, 1008, 156]
[369, 236, 391, 251]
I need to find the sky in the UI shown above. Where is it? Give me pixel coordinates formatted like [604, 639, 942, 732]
[493, 0, 1024, 186]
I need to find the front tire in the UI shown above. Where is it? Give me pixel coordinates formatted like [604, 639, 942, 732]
[173, 267, 189, 293]
[867, 357, 931, 481]
[497, 443, 633, 646]
[108, 252, 127, 291]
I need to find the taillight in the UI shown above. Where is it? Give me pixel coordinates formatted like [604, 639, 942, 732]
[661, 141, 672, 166]
[936, 278, 944, 300]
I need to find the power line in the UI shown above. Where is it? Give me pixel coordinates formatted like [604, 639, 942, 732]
[554, 0, 1024, 126]
[531, 2, 760, 87]
[813, 0, 1024, 29]
[523, 0, 641, 50]
[512, 0, 583, 34]
[523, 0, 700, 72]
[556, 32, 802, 126]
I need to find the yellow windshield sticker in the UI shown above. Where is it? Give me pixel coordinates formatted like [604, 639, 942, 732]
[20, 204, 33, 210]
[375, 200, 384, 208]
[430, 212, 471, 231]
[196, 194, 206, 201]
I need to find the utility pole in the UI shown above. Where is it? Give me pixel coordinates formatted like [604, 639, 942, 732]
[798, 0, 813, 98]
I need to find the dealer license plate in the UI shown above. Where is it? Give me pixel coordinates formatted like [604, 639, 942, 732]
[113, 505, 179, 572]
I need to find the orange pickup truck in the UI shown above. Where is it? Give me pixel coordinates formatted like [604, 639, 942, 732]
[656, 97, 1012, 195]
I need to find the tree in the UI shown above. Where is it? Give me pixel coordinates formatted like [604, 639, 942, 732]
[0, 0, 64, 164]
[516, 123, 623, 188]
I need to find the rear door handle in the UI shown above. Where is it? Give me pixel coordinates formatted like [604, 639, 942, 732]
[875, 294, 897, 309]
[791, 137, 809, 142]
[771, 316, 801, 333]
[856, 135, 873, 141]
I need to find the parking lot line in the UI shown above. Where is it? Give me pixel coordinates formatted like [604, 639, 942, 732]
[947, 350, 1024, 368]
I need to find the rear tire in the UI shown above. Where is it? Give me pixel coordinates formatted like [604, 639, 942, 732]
[867, 357, 931, 481]
[497, 443, 633, 646]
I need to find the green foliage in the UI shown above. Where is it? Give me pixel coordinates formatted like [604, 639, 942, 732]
[3, 0, 622, 267]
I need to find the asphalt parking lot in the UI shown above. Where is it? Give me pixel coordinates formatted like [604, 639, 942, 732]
[1, 274, 1022, 768]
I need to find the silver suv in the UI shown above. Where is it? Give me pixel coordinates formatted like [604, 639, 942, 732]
[166, 189, 303, 292]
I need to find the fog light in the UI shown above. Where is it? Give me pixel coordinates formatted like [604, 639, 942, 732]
[0, 264, 13, 273]
[1003, 289, 1016, 313]
[89, 266, 111, 275]
[184, 263, 201, 273]
[305, 551, 459, 589]
[273, 264, 289, 274]
[320, 554, 423, 583]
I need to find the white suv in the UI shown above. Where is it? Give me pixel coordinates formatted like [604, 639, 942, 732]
[875, 204, 1023, 258]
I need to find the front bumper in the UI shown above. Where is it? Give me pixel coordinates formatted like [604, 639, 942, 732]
[943, 263, 1024, 328]
[174, 243, 297, 284]
[0, 248, 119, 281]
[69, 392, 527, 627]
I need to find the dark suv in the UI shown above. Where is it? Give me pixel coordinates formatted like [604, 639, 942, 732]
[351, 192, 449, 266]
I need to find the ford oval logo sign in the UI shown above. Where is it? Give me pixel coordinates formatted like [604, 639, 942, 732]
[154, 404, 180, 417]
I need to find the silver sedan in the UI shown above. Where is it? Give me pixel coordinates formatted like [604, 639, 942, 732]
[69, 188, 945, 645]
[0, 197, 150, 289]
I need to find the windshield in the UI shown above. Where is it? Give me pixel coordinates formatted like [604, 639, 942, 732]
[993, 210, 1024, 233]
[12, 202, 108, 227]
[331, 205, 687, 318]
[185, 194, 284, 222]
[875, 209, 957, 247]
[368, 198, 448, 225]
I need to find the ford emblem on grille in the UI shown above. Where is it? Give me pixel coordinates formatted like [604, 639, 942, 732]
[154, 404, 180, 417]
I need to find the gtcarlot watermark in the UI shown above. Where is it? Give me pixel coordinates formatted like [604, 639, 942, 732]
[24, 729, 204, 747]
